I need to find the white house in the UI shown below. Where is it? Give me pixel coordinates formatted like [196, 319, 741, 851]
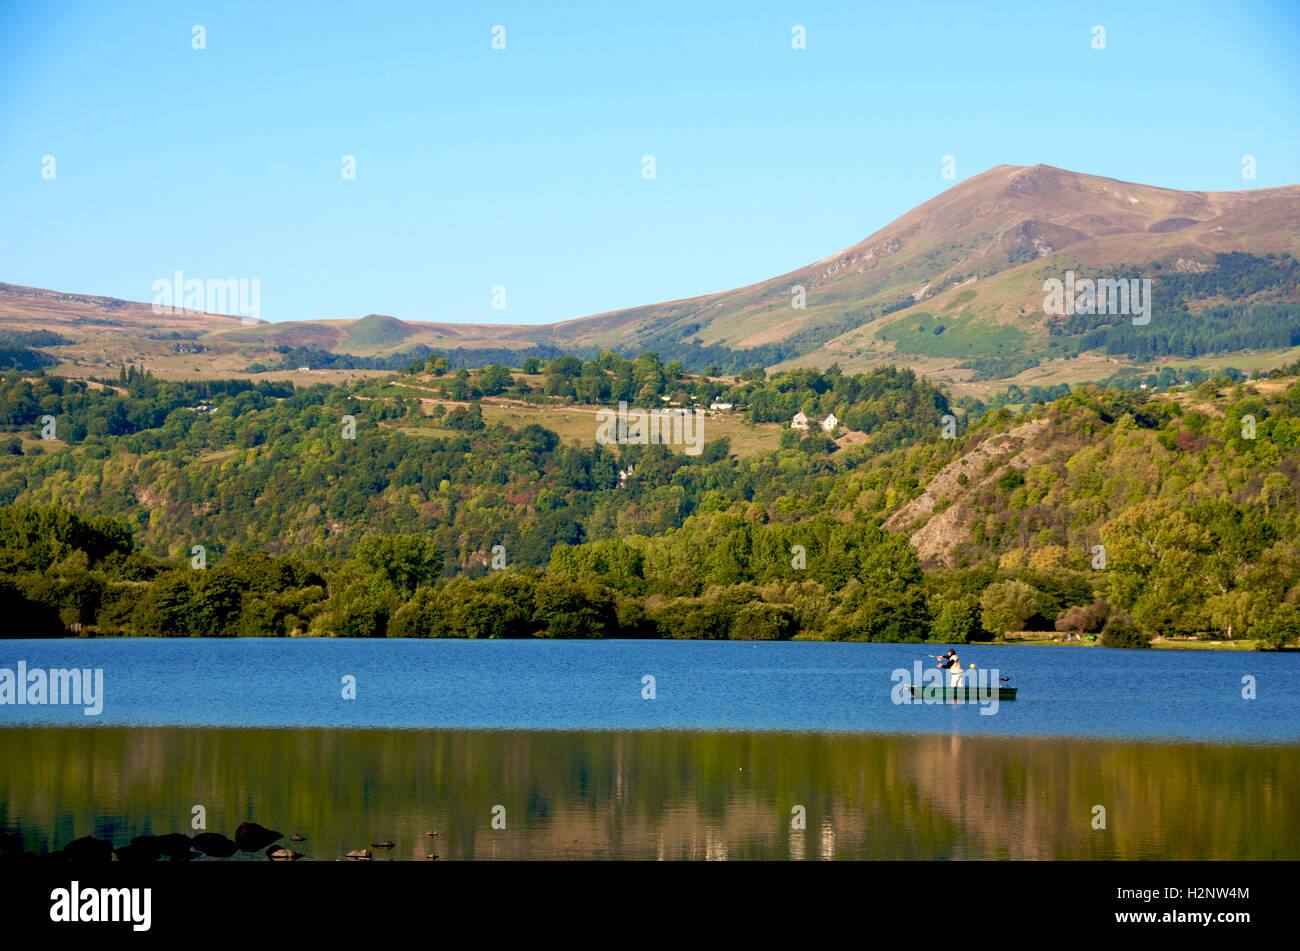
[790, 411, 809, 430]
[821, 413, 838, 432]
[709, 401, 734, 411]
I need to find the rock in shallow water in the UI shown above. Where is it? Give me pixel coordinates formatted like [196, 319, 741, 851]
[113, 833, 193, 861]
[155, 833, 194, 859]
[235, 821, 283, 852]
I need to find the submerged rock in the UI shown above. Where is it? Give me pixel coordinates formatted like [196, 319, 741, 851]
[372, 840, 395, 849]
[192, 833, 239, 857]
[267, 847, 305, 861]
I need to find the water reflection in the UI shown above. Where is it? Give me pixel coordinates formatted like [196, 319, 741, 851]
[1, 727, 1295, 860]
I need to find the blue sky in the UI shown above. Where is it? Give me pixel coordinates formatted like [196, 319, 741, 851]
[1, 0, 1297, 325]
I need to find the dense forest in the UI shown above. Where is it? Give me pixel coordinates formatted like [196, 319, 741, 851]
[0, 352, 1298, 648]
[0, 331, 66, 372]
[1051, 252, 1300, 360]
[0, 359, 942, 564]
[246, 343, 574, 373]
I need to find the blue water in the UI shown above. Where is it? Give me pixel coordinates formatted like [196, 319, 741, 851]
[0, 639, 1296, 742]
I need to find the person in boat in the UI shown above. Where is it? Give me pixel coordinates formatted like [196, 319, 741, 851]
[936, 649, 966, 687]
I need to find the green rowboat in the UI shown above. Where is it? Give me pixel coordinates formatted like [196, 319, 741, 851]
[908, 684, 1018, 701]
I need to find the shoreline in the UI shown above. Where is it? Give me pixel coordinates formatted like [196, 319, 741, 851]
[1, 634, 1290, 652]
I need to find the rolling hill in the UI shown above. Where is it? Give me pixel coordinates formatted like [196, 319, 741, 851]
[4, 164, 1299, 394]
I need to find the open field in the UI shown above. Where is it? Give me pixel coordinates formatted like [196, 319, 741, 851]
[384, 396, 787, 458]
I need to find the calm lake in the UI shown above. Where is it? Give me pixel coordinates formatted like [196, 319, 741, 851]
[2, 639, 1297, 860]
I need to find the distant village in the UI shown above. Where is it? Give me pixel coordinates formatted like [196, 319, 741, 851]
[703, 399, 838, 433]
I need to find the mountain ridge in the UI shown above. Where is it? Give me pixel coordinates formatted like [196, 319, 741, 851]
[4, 164, 1299, 391]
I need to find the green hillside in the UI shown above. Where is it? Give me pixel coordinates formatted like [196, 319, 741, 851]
[345, 314, 418, 348]
[1, 355, 1298, 647]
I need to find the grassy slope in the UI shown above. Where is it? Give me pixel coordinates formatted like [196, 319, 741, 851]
[376, 388, 786, 459]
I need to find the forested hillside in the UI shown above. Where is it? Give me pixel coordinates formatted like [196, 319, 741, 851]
[1, 354, 1297, 648]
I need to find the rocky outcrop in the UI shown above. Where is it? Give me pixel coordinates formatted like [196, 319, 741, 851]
[884, 417, 1052, 566]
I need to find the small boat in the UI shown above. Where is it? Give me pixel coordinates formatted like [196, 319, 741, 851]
[908, 684, 1018, 701]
